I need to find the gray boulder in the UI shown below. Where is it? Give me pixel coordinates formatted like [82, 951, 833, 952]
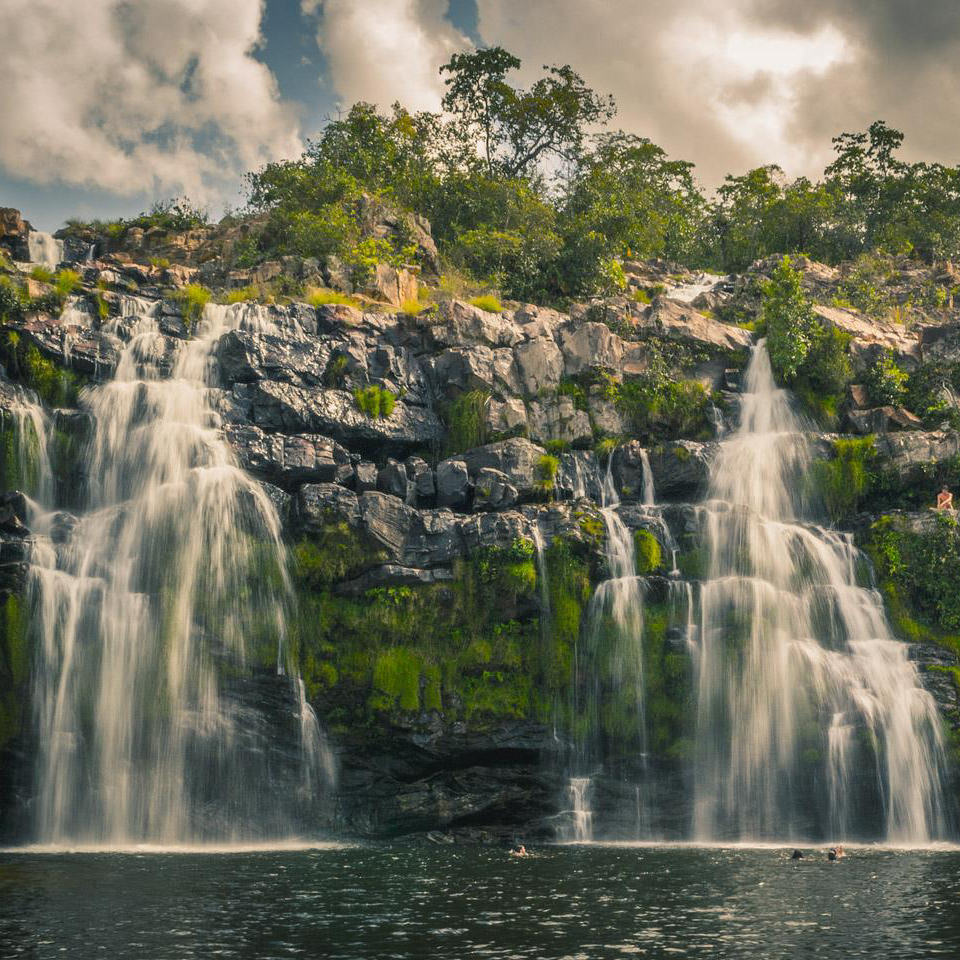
[355, 461, 379, 492]
[527, 397, 593, 448]
[561, 322, 623, 376]
[378, 458, 415, 503]
[296, 483, 361, 531]
[472, 468, 519, 511]
[514, 337, 564, 395]
[461, 438, 549, 500]
[436, 459, 470, 508]
[226, 424, 352, 486]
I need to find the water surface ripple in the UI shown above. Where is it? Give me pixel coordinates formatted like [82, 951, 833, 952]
[2, 844, 959, 958]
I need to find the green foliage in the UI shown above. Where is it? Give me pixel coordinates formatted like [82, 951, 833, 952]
[399, 297, 428, 315]
[863, 350, 908, 406]
[440, 46, 616, 179]
[812, 436, 876, 523]
[20, 344, 82, 407]
[0, 277, 27, 325]
[222, 284, 261, 304]
[444, 390, 489, 454]
[294, 524, 379, 589]
[54, 269, 81, 299]
[293, 534, 550, 724]
[867, 513, 960, 636]
[762, 256, 852, 419]
[174, 283, 211, 330]
[0, 593, 27, 749]
[370, 648, 424, 712]
[307, 289, 360, 307]
[354, 385, 397, 419]
[308, 287, 360, 308]
[469, 294, 504, 312]
[129, 198, 209, 233]
[836, 252, 897, 317]
[322, 353, 349, 388]
[763, 256, 821, 383]
[634, 529, 662, 574]
[616, 377, 710, 440]
[535, 453, 560, 495]
[30, 265, 54, 283]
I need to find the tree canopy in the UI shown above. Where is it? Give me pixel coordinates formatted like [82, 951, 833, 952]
[241, 47, 960, 304]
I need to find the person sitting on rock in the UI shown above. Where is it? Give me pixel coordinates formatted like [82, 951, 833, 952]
[937, 486, 954, 511]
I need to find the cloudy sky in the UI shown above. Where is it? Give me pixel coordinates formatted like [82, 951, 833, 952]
[2, 0, 958, 230]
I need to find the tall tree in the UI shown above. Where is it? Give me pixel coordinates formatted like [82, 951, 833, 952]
[440, 47, 615, 180]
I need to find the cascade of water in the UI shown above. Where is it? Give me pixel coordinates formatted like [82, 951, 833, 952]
[27, 300, 330, 844]
[27, 231, 64, 270]
[692, 340, 948, 842]
[566, 459, 650, 839]
[567, 777, 593, 842]
[1, 385, 54, 503]
[639, 449, 655, 507]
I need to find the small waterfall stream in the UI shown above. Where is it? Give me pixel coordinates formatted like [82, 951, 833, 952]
[692, 341, 948, 842]
[26, 232, 64, 270]
[23, 301, 330, 845]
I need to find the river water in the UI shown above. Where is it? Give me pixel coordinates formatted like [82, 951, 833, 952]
[2, 843, 959, 958]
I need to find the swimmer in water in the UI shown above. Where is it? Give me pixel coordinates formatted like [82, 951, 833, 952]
[510, 844, 528, 857]
[827, 845, 846, 861]
[791, 849, 804, 860]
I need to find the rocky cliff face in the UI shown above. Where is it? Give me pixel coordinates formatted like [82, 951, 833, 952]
[2, 213, 960, 841]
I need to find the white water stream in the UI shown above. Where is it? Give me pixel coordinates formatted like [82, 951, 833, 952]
[26, 232, 64, 270]
[24, 301, 329, 844]
[692, 341, 948, 842]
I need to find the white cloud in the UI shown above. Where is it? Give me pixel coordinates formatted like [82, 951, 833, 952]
[306, 0, 467, 112]
[0, 0, 301, 202]
[473, 0, 861, 186]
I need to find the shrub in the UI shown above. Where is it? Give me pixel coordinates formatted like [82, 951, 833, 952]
[470, 294, 504, 313]
[634, 529, 662, 574]
[535, 454, 560, 495]
[763, 256, 821, 384]
[223, 284, 261, 304]
[148, 256, 171, 269]
[354, 385, 397, 418]
[399, 298, 428, 316]
[0, 278, 26, 324]
[22, 345, 82, 407]
[812, 435, 876, 523]
[594, 436, 620, 460]
[616, 377, 710, 439]
[175, 283, 211, 330]
[444, 390, 489, 454]
[54, 269, 81, 299]
[307, 287, 359, 308]
[322, 353, 349, 388]
[863, 350, 908, 407]
[30, 266, 54, 284]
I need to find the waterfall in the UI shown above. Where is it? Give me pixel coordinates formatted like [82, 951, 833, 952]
[566, 458, 650, 839]
[0, 385, 54, 503]
[27, 231, 64, 270]
[26, 300, 330, 845]
[692, 340, 948, 842]
[567, 777, 593, 842]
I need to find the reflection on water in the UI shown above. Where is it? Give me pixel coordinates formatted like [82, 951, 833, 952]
[2, 844, 960, 959]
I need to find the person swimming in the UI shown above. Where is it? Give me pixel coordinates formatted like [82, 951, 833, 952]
[827, 845, 846, 861]
[791, 849, 804, 860]
[510, 844, 529, 858]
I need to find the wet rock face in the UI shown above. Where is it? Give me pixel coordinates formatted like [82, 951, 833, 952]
[12, 239, 960, 842]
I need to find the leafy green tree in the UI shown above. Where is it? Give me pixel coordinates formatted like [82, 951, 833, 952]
[440, 47, 615, 180]
[558, 133, 706, 294]
[762, 256, 821, 383]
